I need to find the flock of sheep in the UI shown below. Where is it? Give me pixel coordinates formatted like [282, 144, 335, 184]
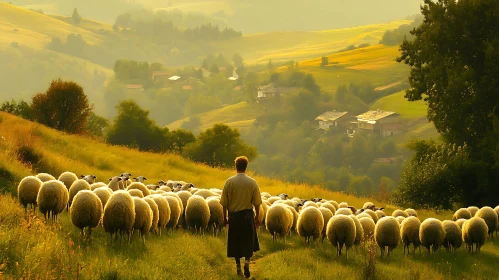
[16, 171, 498, 259]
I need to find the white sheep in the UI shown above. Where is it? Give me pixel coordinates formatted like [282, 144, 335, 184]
[452, 208, 472, 221]
[17, 176, 43, 213]
[319, 207, 334, 243]
[326, 215, 356, 259]
[127, 182, 151, 197]
[400, 216, 421, 255]
[475, 206, 498, 237]
[164, 195, 181, 230]
[90, 182, 107, 191]
[93, 187, 112, 208]
[442, 220, 462, 252]
[80, 174, 97, 184]
[206, 197, 224, 236]
[419, 218, 445, 254]
[36, 173, 55, 182]
[462, 217, 488, 253]
[132, 197, 153, 244]
[266, 204, 293, 242]
[150, 196, 171, 236]
[70, 190, 103, 237]
[68, 179, 91, 209]
[37, 180, 69, 223]
[375, 216, 400, 258]
[297, 207, 324, 244]
[103, 190, 136, 242]
[58, 171, 78, 191]
[143, 197, 160, 234]
[185, 195, 211, 233]
[358, 217, 375, 241]
[107, 176, 123, 192]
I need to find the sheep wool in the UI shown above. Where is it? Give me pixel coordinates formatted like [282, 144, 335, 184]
[356, 213, 373, 221]
[81, 175, 97, 184]
[452, 208, 472, 221]
[68, 179, 91, 207]
[18, 176, 43, 212]
[151, 196, 171, 235]
[164, 196, 182, 229]
[419, 218, 445, 254]
[58, 172, 78, 191]
[462, 217, 488, 253]
[93, 187, 112, 207]
[261, 192, 271, 199]
[143, 197, 160, 233]
[303, 201, 319, 209]
[267, 196, 281, 205]
[375, 216, 400, 258]
[132, 197, 153, 243]
[475, 206, 498, 237]
[206, 197, 224, 236]
[455, 219, 467, 229]
[350, 215, 364, 246]
[108, 176, 122, 192]
[328, 200, 340, 210]
[336, 208, 353, 216]
[185, 195, 211, 232]
[363, 209, 378, 223]
[326, 215, 356, 258]
[375, 210, 386, 220]
[338, 202, 349, 209]
[400, 216, 421, 255]
[321, 202, 336, 215]
[103, 190, 136, 241]
[359, 217, 375, 240]
[176, 191, 193, 213]
[128, 189, 145, 198]
[392, 209, 409, 218]
[159, 186, 172, 192]
[90, 182, 107, 191]
[363, 202, 375, 210]
[37, 180, 69, 222]
[194, 189, 216, 199]
[297, 207, 324, 243]
[467, 206, 479, 217]
[405, 208, 418, 217]
[442, 220, 462, 252]
[127, 182, 151, 197]
[396, 216, 406, 225]
[36, 173, 55, 182]
[319, 207, 334, 242]
[70, 190, 103, 236]
[266, 204, 293, 241]
[284, 205, 298, 231]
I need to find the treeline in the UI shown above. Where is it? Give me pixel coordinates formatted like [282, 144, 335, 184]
[379, 16, 423, 46]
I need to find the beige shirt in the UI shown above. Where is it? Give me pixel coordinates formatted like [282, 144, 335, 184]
[220, 173, 262, 212]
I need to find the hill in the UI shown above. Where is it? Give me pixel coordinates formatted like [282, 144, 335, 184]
[2, 111, 499, 279]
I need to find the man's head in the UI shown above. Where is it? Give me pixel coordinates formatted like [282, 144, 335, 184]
[235, 156, 249, 173]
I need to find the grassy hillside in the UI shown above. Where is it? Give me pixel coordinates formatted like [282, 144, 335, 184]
[371, 91, 427, 119]
[167, 102, 265, 132]
[1, 111, 499, 279]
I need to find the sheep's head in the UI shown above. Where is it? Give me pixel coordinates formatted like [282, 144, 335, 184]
[373, 207, 384, 211]
[311, 198, 323, 203]
[158, 180, 166, 186]
[109, 176, 122, 182]
[134, 176, 148, 183]
[120, 172, 132, 178]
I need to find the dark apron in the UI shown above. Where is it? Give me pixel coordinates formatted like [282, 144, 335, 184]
[227, 209, 260, 258]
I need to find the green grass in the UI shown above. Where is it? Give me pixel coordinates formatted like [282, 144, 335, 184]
[1, 112, 498, 279]
[371, 91, 428, 119]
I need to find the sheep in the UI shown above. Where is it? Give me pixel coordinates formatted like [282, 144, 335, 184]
[93, 187, 112, 207]
[159, 186, 172, 192]
[90, 182, 107, 191]
[58, 171, 78, 191]
[495, 206, 499, 236]
[400, 216, 421, 255]
[297, 207, 324, 244]
[319, 207, 334, 243]
[36, 173, 55, 182]
[405, 208, 418, 217]
[180, 183, 195, 191]
[17, 176, 43, 213]
[194, 189, 216, 199]
[143, 197, 159, 234]
[261, 202, 269, 227]
[356, 213, 373, 220]
[467, 206, 479, 217]
[185, 195, 210, 233]
[392, 209, 409, 218]
[321, 202, 336, 215]
[452, 208, 472, 221]
[350, 215, 364, 246]
[120, 172, 133, 187]
[70, 190, 103, 237]
[326, 215, 356, 259]
[284, 205, 298, 232]
[338, 202, 349, 208]
[37, 180, 69, 223]
[266, 204, 294, 241]
[158, 180, 167, 186]
[328, 200, 340, 210]
[261, 192, 271, 199]
[363, 202, 375, 210]
[133, 176, 148, 183]
[176, 191, 192, 212]
[206, 197, 224, 236]
[359, 217, 375, 240]
[164, 192, 184, 214]
[267, 196, 281, 205]
[189, 187, 198, 194]
[164, 196, 182, 230]
[363, 209, 378, 223]
[146, 185, 159, 191]
[279, 193, 289, 200]
[103, 190, 135, 242]
[455, 219, 467, 229]
[303, 201, 319, 209]
[132, 197, 153, 243]
[108, 176, 122, 192]
[348, 206, 364, 215]
[150, 196, 170, 236]
[462, 217, 488, 253]
[311, 198, 323, 203]
[396, 216, 406, 225]
[336, 208, 353, 216]
[128, 189, 144, 198]
[375, 210, 386, 220]
[475, 206, 498, 237]
[68, 179, 91, 209]
[375, 216, 400, 258]
[80, 175, 97, 184]
[127, 182, 151, 197]
[419, 218, 445, 254]
[442, 220, 462, 252]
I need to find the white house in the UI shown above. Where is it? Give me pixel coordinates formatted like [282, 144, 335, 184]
[355, 109, 402, 136]
[315, 111, 349, 130]
[257, 84, 278, 100]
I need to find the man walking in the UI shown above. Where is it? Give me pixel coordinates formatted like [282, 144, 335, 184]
[220, 156, 262, 278]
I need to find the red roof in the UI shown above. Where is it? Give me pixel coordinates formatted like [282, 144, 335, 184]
[182, 85, 193, 90]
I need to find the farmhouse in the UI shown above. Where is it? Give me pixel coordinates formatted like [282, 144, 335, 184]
[124, 84, 144, 91]
[315, 110, 350, 130]
[152, 71, 172, 81]
[257, 84, 279, 101]
[355, 109, 402, 136]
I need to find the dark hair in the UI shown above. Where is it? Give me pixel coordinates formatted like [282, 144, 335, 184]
[235, 156, 249, 172]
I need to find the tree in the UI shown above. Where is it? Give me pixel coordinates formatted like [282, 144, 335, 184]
[0, 99, 32, 120]
[267, 59, 274, 72]
[320, 56, 328, 68]
[233, 53, 244, 68]
[112, 23, 119, 32]
[31, 79, 92, 134]
[168, 129, 196, 153]
[72, 8, 81, 26]
[181, 116, 201, 133]
[85, 112, 109, 137]
[182, 124, 257, 167]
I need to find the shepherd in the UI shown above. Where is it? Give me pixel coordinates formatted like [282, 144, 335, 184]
[220, 156, 262, 278]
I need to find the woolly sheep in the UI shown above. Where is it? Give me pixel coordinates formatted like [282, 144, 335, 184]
[467, 206, 479, 217]
[80, 175, 97, 184]
[359, 217, 375, 240]
[146, 185, 159, 191]
[164, 196, 181, 229]
[36, 173, 55, 182]
[336, 208, 353, 216]
[160, 186, 172, 192]
[133, 176, 148, 183]
[284, 205, 298, 232]
[396, 216, 406, 225]
[363, 209, 378, 223]
[206, 197, 224, 236]
[279, 193, 289, 200]
[375, 210, 386, 219]
[319, 202, 335, 214]
[363, 202, 375, 210]
[165, 192, 184, 213]
[18, 176, 42, 213]
[176, 191, 193, 211]
[58, 172, 78, 191]
[279, 199, 297, 209]
[93, 187, 112, 207]
[68, 179, 91, 208]
[189, 187, 199, 194]
[151, 196, 170, 236]
[120, 172, 133, 187]
[132, 197, 153, 243]
[70, 190, 102, 237]
[90, 182, 107, 191]
[311, 198, 323, 203]
[328, 200, 340, 210]
[127, 182, 151, 197]
[37, 180, 69, 223]
[108, 176, 122, 192]
[297, 207, 324, 243]
[375, 216, 400, 258]
[400, 216, 421, 255]
[128, 189, 144, 198]
[405, 208, 417, 217]
[143, 198, 159, 234]
[261, 201, 269, 226]
[267, 196, 281, 205]
[475, 206, 498, 237]
[185, 195, 210, 233]
[266, 204, 293, 241]
[392, 209, 409, 218]
[103, 190, 135, 242]
[462, 217, 488, 253]
[350, 215, 364, 246]
[261, 192, 271, 199]
[303, 201, 319, 209]
[181, 183, 195, 191]
[356, 213, 372, 220]
[193, 189, 215, 199]
[338, 202, 349, 208]
[442, 220, 462, 252]
[326, 215, 356, 258]
[419, 218, 445, 254]
[453, 208, 472, 221]
[319, 207, 334, 243]
[456, 219, 467, 229]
